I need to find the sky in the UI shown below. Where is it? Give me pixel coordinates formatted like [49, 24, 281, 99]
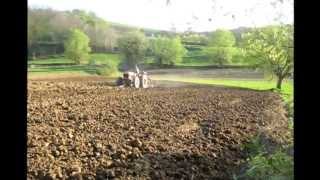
[28, 0, 293, 32]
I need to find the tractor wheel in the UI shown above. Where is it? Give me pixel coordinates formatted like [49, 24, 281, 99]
[141, 75, 149, 88]
[134, 76, 140, 88]
[115, 77, 123, 86]
[148, 78, 153, 88]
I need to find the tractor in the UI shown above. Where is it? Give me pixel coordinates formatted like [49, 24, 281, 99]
[116, 65, 153, 88]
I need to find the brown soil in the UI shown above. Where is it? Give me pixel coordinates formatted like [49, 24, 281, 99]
[27, 77, 291, 180]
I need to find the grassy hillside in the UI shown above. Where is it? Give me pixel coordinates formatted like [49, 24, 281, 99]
[28, 53, 122, 77]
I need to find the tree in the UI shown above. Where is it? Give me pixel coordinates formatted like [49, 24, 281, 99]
[150, 36, 186, 66]
[103, 28, 119, 52]
[28, 8, 56, 59]
[64, 29, 91, 64]
[204, 29, 236, 65]
[28, 8, 112, 57]
[242, 25, 293, 89]
[181, 33, 209, 45]
[208, 29, 236, 47]
[117, 31, 147, 69]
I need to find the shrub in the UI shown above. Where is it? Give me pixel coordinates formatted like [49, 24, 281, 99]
[89, 59, 97, 66]
[242, 135, 266, 157]
[150, 36, 186, 66]
[64, 29, 91, 64]
[238, 136, 294, 180]
[117, 31, 147, 69]
[244, 150, 293, 180]
[96, 61, 118, 76]
[231, 48, 246, 64]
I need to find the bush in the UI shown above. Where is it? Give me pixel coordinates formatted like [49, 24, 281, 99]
[149, 36, 186, 65]
[244, 151, 293, 180]
[96, 61, 118, 76]
[89, 59, 97, 66]
[203, 46, 236, 65]
[238, 136, 293, 180]
[117, 31, 147, 68]
[285, 99, 294, 118]
[242, 135, 266, 157]
[231, 48, 246, 64]
[64, 29, 91, 64]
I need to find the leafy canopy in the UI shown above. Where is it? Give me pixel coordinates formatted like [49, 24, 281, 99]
[242, 25, 293, 89]
[64, 29, 91, 64]
[204, 29, 237, 65]
[117, 31, 148, 68]
[209, 29, 236, 47]
[150, 36, 186, 65]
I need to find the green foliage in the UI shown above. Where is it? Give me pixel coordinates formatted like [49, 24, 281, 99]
[117, 31, 147, 68]
[88, 59, 97, 66]
[28, 58, 74, 65]
[28, 7, 119, 57]
[64, 29, 91, 64]
[285, 98, 294, 118]
[28, 8, 53, 45]
[204, 46, 236, 65]
[184, 44, 204, 51]
[242, 25, 293, 89]
[284, 97, 294, 129]
[89, 53, 121, 65]
[245, 151, 293, 180]
[204, 29, 237, 65]
[28, 53, 121, 77]
[208, 29, 236, 47]
[96, 60, 119, 76]
[151, 77, 293, 97]
[150, 36, 187, 65]
[231, 48, 247, 64]
[238, 135, 294, 180]
[28, 53, 120, 66]
[181, 33, 209, 45]
[242, 135, 266, 157]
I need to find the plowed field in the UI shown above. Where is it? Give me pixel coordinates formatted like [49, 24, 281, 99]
[27, 77, 291, 180]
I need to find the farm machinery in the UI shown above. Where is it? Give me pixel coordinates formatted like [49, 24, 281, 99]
[116, 65, 153, 88]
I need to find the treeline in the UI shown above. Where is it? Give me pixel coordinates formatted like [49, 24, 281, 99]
[28, 7, 246, 60]
[28, 7, 137, 59]
[28, 7, 293, 89]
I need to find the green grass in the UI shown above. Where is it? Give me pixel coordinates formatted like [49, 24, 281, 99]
[176, 60, 213, 67]
[152, 75, 293, 100]
[28, 54, 293, 102]
[28, 57, 74, 65]
[28, 53, 122, 78]
[27, 71, 94, 80]
[28, 53, 121, 65]
[89, 53, 121, 65]
[29, 65, 95, 72]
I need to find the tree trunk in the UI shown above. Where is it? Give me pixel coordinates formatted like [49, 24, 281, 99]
[276, 76, 284, 89]
[32, 52, 36, 60]
[218, 61, 223, 68]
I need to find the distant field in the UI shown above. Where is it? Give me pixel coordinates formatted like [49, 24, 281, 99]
[90, 53, 121, 65]
[28, 53, 121, 77]
[28, 53, 293, 101]
[27, 71, 95, 80]
[176, 60, 213, 67]
[28, 52, 243, 70]
[152, 75, 293, 101]
[28, 53, 121, 66]
[28, 57, 74, 65]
